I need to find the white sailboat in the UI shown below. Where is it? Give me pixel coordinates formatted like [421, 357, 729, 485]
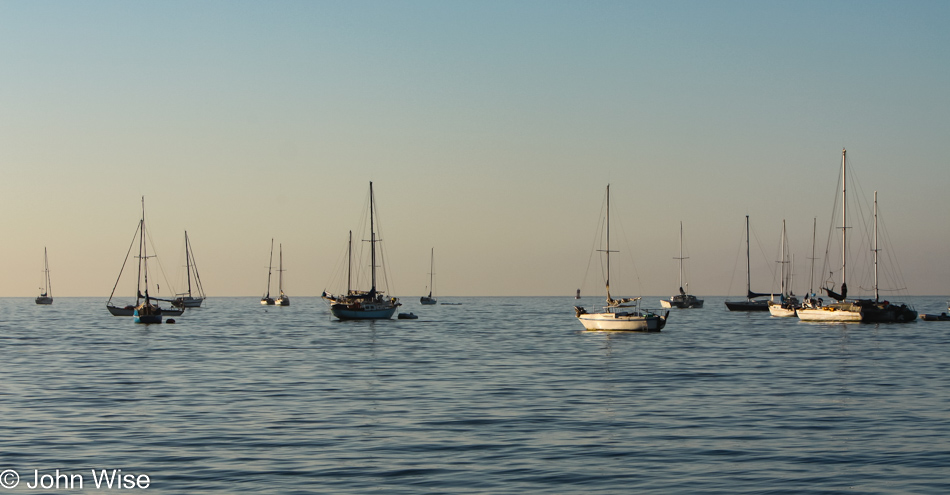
[797, 150, 915, 323]
[661, 222, 703, 309]
[106, 197, 179, 322]
[173, 231, 206, 308]
[35, 247, 53, 305]
[276, 243, 290, 306]
[574, 185, 668, 332]
[322, 182, 401, 320]
[768, 220, 800, 317]
[261, 239, 276, 305]
[420, 248, 436, 305]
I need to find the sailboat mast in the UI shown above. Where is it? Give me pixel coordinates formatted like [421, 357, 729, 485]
[809, 217, 816, 295]
[428, 247, 434, 298]
[266, 238, 274, 298]
[185, 231, 193, 296]
[745, 215, 751, 297]
[347, 230, 352, 295]
[44, 246, 51, 296]
[136, 198, 145, 304]
[605, 184, 611, 302]
[370, 182, 377, 295]
[873, 191, 879, 302]
[278, 244, 284, 294]
[780, 220, 787, 296]
[841, 148, 847, 290]
[678, 221, 684, 290]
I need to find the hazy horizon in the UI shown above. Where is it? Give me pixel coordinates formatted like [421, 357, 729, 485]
[2, 1, 948, 298]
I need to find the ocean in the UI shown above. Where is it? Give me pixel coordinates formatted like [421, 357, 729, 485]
[2, 296, 949, 494]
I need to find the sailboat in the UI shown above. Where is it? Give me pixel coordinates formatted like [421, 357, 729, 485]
[322, 182, 401, 320]
[767, 220, 800, 317]
[35, 247, 53, 305]
[172, 231, 206, 308]
[420, 248, 436, 305]
[574, 185, 669, 332]
[261, 239, 276, 305]
[856, 191, 917, 323]
[276, 243, 290, 306]
[106, 197, 180, 322]
[661, 222, 703, 309]
[798, 150, 916, 323]
[725, 215, 772, 311]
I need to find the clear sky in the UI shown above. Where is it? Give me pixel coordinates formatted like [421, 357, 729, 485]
[1, 0, 948, 298]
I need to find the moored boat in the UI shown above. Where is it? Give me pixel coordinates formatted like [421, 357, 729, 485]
[322, 182, 401, 320]
[574, 185, 668, 332]
[661, 222, 703, 309]
[725, 215, 772, 311]
[35, 247, 53, 305]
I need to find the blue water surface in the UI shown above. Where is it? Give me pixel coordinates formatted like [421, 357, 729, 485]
[1, 296, 949, 494]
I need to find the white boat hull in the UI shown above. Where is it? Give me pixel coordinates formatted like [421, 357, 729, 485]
[577, 312, 665, 332]
[797, 305, 862, 322]
[767, 301, 797, 317]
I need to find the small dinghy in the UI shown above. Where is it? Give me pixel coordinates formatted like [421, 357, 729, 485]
[398, 312, 418, 319]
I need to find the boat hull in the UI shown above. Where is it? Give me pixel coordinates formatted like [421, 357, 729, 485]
[577, 312, 667, 332]
[35, 296, 53, 305]
[277, 296, 290, 306]
[725, 300, 770, 311]
[173, 296, 204, 308]
[108, 304, 183, 317]
[420, 297, 436, 305]
[261, 298, 275, 305]
[661, 295, 703, 309]
[797, 303, 863, 322]
[767, 300, 798, 317]
[331, 305, 398, 320]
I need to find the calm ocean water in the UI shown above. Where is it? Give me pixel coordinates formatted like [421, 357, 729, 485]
[2, 296, 950, 494]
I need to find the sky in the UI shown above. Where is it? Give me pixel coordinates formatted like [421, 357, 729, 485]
[1, 0, 948, 298]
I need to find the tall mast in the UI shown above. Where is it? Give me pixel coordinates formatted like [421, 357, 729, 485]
[44, 246, 51, 296]
[779, 220, 787, 297]
[266, 238, 273, 298]
[347, 230, 352, 295]
[185, 231, 193, 296]
[428, 247, 434, 298]
[278, 243, 284, 294]
[745, 215, 751, 297]
[873, 191, 879, 302]
[369, 182, 377, 295]
[675, 221, 685, 291]
[605, 185, 611, 301]
[136, 197, 145, 304]
[809, 217, 816, 295]
[841, 148, 847, 291]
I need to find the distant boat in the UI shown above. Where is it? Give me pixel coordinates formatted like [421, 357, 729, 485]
[420, 247, 436, 305]
[725, 215, 771, 311]
[106, 198, 179, 322]
[261, 239, 276, 305]
[35, 247, 53, 305]
[768, 220, 800, 317]
[172, 231, 206, 308]
[661, 222, 703, 309]
[574, 185, 668, 332]
[276, 243, 290, 306]
[798, 150, 916, 323]
[322, 182, 401, 320]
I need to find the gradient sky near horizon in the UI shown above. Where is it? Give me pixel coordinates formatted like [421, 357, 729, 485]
[2, 0, 948, 298]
